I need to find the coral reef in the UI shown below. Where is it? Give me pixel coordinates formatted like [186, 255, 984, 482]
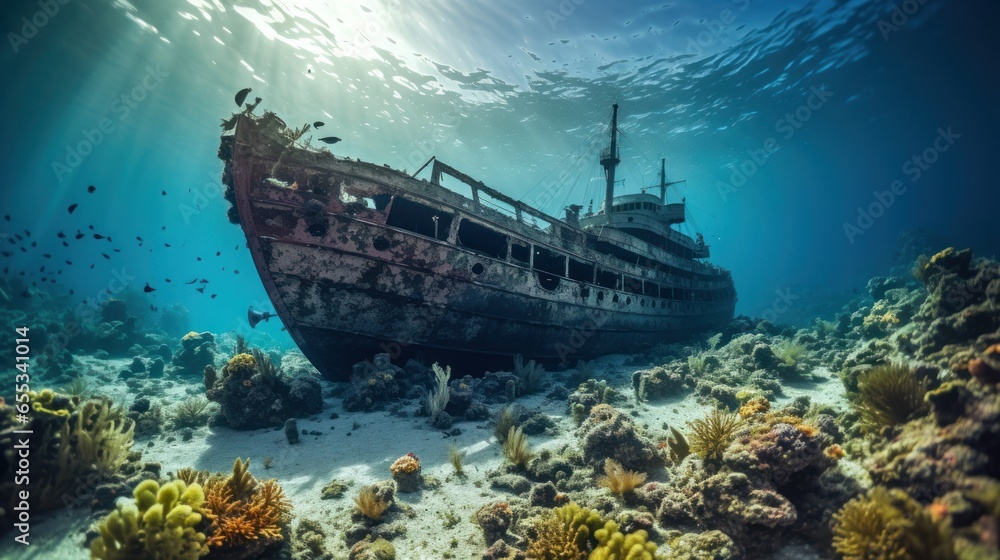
[577, 404, 662, 472]
[206, 351, 322, 429]
[172, 332, 217, 377]
[89, 479, 208, 560]
[343, 354, 403, 412]
[389, 453, 422, 493]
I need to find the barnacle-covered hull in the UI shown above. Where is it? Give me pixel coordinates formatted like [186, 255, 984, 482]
[220, 112, 736, 380]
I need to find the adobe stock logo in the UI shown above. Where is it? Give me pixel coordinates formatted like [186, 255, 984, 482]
[7, 0, 72, 54]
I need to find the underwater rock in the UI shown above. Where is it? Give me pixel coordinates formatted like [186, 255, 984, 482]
[578, 404, 662, 472]
[568, 378, 621, 420]
[206, 352, 324, 430]
[344, 354, 403, 412]
[157, 303, 190, 337]
[632, 364, 687, 400]
[171, 331, 217, 376]
[475, 501, 513, 544]
[528, 481, 560, 507]
[129, 356, 145, 373]
[390, 453, 423, 493]
[868, 276, 907, 301]
[285, 418, 299, 444]
[483, 539, 527, 560]
[100, 298, 128, 323]
[349, 536, 396, 560]
[663, 530, 736, 560]
[149, 357, 165, 377]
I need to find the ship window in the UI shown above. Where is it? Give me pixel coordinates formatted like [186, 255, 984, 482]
[623, 277, 642, 295]
[580, 287, 590, 300]
[626, 296, 632, 305]
[533, 247, 565, 277]
[457, 219, 508, 259]
[568, 259, 594, 283]
[537, 272, 560, 291]
[595, 268, 618, 289]
[644, 282, 660, 297]
[386, 197, 452, 240]
[597, 291, 605, 301]
[511, 242, 530, 265]
[612, 294, 619, 303]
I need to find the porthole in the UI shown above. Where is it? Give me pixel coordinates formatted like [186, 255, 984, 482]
[612, 294, 619, 303]
[472, 262, 485, 275]
[597, 291, 605, 302]
[373, 236, 390, 251]
[626, 296, 632, 305]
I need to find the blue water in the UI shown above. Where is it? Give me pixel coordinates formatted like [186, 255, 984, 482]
[1, 0, 996, 346]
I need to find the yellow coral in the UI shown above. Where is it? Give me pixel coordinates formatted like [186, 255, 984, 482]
[591, 520, 658, 560]
[182, 331, 201, 340]
[389, 454, 420, 475]
[825, 444, 845, 460]
[90, 479, 208, 560]
[525, 503, 604, 560]
[738, 397, 770, 418]
[354, 486, 391, 521]
[29, 389, 72, 417]
[225, 353, 257, 374]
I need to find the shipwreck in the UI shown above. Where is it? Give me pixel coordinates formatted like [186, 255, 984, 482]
[218, 103, 736, 380]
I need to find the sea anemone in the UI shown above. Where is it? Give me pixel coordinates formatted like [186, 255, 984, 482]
[855, 363, 928, 433]
[596, 458, 647, 495]
[688, 408, 743, 459]
[832, 486, 955, 560]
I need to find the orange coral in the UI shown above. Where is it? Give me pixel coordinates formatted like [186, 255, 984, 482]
[390, 453, 420, 475]
[825, 444, 845, 460]
[202, 460, 291, 550]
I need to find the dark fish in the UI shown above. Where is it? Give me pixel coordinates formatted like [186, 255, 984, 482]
[57, 231, 66, 238]
[200, 279, 209, 284]
[107, 236, 112, 242]
[235, 87, 252, 107]
[216, 251, 221, 256]
[150, 304, 157, 311]
[24, 230, 30, 237]
[210, 294, 217, 299]
[94, 234, 104, 240]
[62, 241, 69, 247]
[314, 121, 324, 128]
[165, 278, 171, 283]
[113, 249, 121, 253]
[30, 241, 36, 247]
[161, 190, 166, 196]
[68, 203, 78, 214]
[161, 226, 166, 230]
[234, 270, 239, 275]
[196, 257, 202, 261]
[87, 185, 96, 193]
[235, 244, 239, 250]
[90, 264, 94, 269]
[14, 234, 22, 241]
[3, 215, 8, 221]
[66, 260, 72, 265]
[196, 286, 205, 293]
[75, 233, 85, 240]
[89, 225, 94, 230]
[42, 254, 51, 258]
[185, 278, 199, 284]
[69, 289, 74, 295]
[164, 243, 171, 248]
[144, 283, 155, 293]
[0, 252, 8, 257]
[101, 253, 110, 259]
[318, 136, 341, 144]
[19, 247, 26, 253]
[136, 236, 143, 242]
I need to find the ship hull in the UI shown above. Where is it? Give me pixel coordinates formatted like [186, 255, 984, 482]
[222, 113, 736, 380]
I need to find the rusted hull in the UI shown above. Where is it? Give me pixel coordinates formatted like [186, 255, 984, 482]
[222, 113, 736, 380]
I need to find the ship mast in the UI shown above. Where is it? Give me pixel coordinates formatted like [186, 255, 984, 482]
[600, 103, 620, 215]
[659, 157, 686, 203]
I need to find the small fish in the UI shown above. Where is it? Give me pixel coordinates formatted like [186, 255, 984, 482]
[165, 278, 172, 283]
[57, 231, 65, 238]
[199, 279, 209, 284]
[136, 236, 143, 242]
[87, 185, 96, 193]
[69, 289, 74, 295]
[196, 257, 202, 261]
[3, 215, 8, 221]
[216, 251, 221, 256]
[318, 136, 341, 144]
[144, 283, 155, 293]
[90, 264, 95, 269]
[0, 252, 8, 257]
[196, 286, 205, 293]
[150, 304, 157, 311]
[75, 232, 84, 240]
[314, 121, 324, 128]
[161, 226, 166, 230]
[62, 241, 69, 247]
[24, 230, 30, 237]
[164, 243, 172, 248]
[210, 294, 217, 299]
[185, 278, 199, 284]
[94, 234, 104, 240]
[66, 260, 72, 265]
[30, 241, 36, 247]
[88, 225, 94, 230]
[14, 234, 22, 241]
[68, 203, 78, 214]
[234, 270, 239, 275]
[235, 87, 252, 107]
[100, 252, 110, 259]
[161, 190, 166, 196]
[113, 249, 120, 253]
[42, 254, 51, 258]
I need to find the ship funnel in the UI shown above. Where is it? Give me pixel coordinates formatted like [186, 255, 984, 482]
[247, 306, 275, 328]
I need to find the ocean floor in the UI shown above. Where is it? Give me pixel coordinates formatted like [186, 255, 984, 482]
[2, 245, 1000, 559]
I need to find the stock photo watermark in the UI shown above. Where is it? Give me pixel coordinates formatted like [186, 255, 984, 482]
[877, 0, 932, 41]
[7, 0, 71, 54]
[51, 64, 169, 182]
[842, 126, 959, 244]
[717, 84, 833, 201]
